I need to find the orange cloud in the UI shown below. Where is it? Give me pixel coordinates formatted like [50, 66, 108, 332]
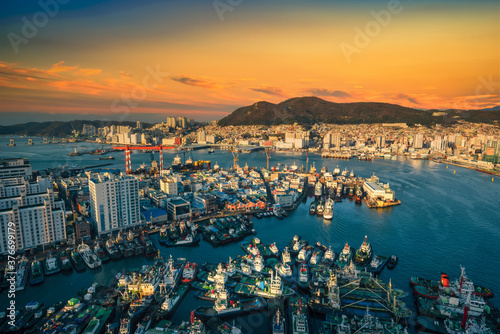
[74, 68, 102, 76]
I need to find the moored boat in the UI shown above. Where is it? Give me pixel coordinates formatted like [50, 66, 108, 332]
[69, 248, 87, 272]
[366, 254, 389, 275]
[78, 242, 102, 269]
[353, 235, 373, 269]
[94, 243, 110, 263]
[334, 243, 354, 269]
[181, 262, 198, 284]
[387, 255, 398, 270]
[29, 259, 45, 285]
[193, 294, 267, 320]
[44, 252, 61, 276]
[15, 256, 30, 291]
[58, 250, 74, 272]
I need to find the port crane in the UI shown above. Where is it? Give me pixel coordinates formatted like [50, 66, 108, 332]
[231, 147, 239, 170]
[112, 144, 175, 173]
[265, 148, 271, 170]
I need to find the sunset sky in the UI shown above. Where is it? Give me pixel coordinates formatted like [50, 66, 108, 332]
[0, 0, 498, 124]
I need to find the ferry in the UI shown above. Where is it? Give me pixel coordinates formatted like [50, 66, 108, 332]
[353, 235, 373, 268]
[29, 259, 45, 285]
[314, 182, 323, 197]
[44, 252, 61, 276]
[78, 242, 102, 269]
[322, 198, 334, 220]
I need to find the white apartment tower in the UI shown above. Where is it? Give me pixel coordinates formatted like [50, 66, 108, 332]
[0, 158, 66, 254]
[89, 173, 140, 236]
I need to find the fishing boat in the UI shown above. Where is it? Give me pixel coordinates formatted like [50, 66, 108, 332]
[314, 182, 323, 197]
[15, 256, 30, 291]
[297, 245, 313, 263]
[105, 238, 123, 260]
[158, 225, 169, 245]
[275, 259, 294, 283]
[289, 297, 309, 334]
[181, 262, 198, 284]
[44, 252, 61, 276]
[316, 202, 324, 216]
[164, 232, 200, 247]
[69, 248, 87, 272]
[322, 198, 334, 220]
[140, 230, 158, 257]
[94, 243, 110, 263]
[334, 243, 354, 269]
[281, 247, 293, 266]
[78, 242, 102, 269]
[29, 259, 45, 285]
[58, 250, 74, 272]
[353, 235, 373, 268]
[272, 308, 285, 334]
[309, 202, 316, 215]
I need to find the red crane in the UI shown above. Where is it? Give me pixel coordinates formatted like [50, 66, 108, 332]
[112, 145, 175, 173]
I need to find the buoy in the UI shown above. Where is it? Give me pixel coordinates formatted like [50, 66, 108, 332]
[446, 165, 448, 169]
[453, 170, 456, 174]
[492, 177, 494, 182]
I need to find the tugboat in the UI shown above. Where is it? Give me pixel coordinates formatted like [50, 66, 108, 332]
[158, 225, 169, 245]
[181, 262, 198, 284]
[297, 263, 310, 292]
[334, 243, 354, 269]
[29, 259, 45, 285]
[321, 246, 336, 267]
[387, 255, 398, 270]
[366, 254, 389, 275]
[58, 250, 74, 272]
[44, 252, 61, 276]
[69, 248, 87, 272]
[353, 235, 373, 269]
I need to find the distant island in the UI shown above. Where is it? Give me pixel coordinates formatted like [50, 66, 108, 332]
[217, 96, 500, 127]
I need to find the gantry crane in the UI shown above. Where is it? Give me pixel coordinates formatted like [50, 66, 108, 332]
[113, 144, 175, 173]
[265, 148, 271, 170]
[231, 147, 239, 170]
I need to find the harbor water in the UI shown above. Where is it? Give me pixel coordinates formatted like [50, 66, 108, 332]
[1, 136, 499, 332]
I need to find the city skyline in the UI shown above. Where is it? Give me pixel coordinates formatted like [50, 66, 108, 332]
[0, 0, 498, 125]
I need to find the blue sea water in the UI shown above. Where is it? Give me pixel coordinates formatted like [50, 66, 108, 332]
[1, 135, 499, 332]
